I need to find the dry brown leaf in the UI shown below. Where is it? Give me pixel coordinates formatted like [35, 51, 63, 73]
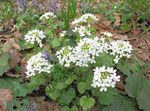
[3, 38, 20, 50]
[20, 57, 27, 75]
[0, 89, 13, 111]
[116, 79, 125, 91]
[137, 52, 150, 61]
[95, 14, 113, 33]
[37, 97, 60, 111]
[0, 98, 7, 111]
[135, 32, 150, 62]
[0, 89, 13, 102]
[113, 34, 128, 40]
[8, 49, 22, 68]
[113, 13, 121, 27]
[26, 97, 60, 111]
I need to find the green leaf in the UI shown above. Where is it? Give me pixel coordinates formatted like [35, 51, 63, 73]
[117, 59, 142, 76]
[0, 52, 9, 76]
[65, 75, 77, 85]
[18, 38, 34, 50]
[125, 74, 142, 98]
[95, 53, 115, 67]
[12, 81, 28, 97]
[0, 78, 15, 89]
[0, 78, 26, 97]
[27, 74, 49, 93]
[45, 86, 61, 100]
[79, 96, 95, 110]
[55, 82, 66, 90]
[61, 106, 78, 111]
[98, 89, 119, 105]
[7, 98, 31, 111]
[58, 88, 76, 105]
[143, 63, 150, 73]
[137, 79, 150, 111]
[51, 38, 60, 48]
[102, 96, 136, 111]
[77, 82, 90, 94]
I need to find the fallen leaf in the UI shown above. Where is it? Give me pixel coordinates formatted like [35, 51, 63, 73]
[0, 98, 7, 111]
[3, 38, 20, 50]
[116, 79, 125, 91]
[20, 57, 27, 75]
[0, 89, 13, 102]
[9, 49, 22, 68]
[0, 89, 13, 111]
[113, 34, 128, 40]
[113, 13, 121, 27]
[26, 97, 60, 111]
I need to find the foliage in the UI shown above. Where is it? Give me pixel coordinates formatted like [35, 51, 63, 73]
[0, 0, 149, 111]
[0, 52, 10, 76]
[63, 0, 77, 29]
[79, 96, 95, 110]
[93, 0, 150, 31]
[0, 1, 15, 22]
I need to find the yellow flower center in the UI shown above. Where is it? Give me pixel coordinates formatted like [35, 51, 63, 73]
[81, 43, 90, 52]
[117, 43, 124, 48]
[62, 49, 70, 56]
[100, 72, 110, 79]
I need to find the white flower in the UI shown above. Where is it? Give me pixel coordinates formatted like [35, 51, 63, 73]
[72, 37, 101, 67]
[26, 52, 53, 77]
[109, 40, 133, 63]
[56, 46, 73, 67]
[102, 31, 113, 38]
[60, 31, 67, 37]
[24, 29, 46, 47]
[91, 66, 120, 92]
[98, 37, 110, 53]
[39, 12, 56, 21]
[73, 26, 91, 37]
[72, 13, 98, 25]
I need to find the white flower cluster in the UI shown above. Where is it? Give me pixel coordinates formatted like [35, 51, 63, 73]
[72, 37, 100, 67]
[39, 12, 56, 21]
[109, 40, 133, 63]
[72, 13, 98, 25]
[26, 52, 53, 77]
[73, 26, 91, 37]
[55, 46, 73, 67]
[24, 29, 46, 47]
[91, 66, 120, 92]
[56, 37, 109, 67]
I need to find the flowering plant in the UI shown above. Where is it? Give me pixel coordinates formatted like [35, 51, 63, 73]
[0, 1, 149, 111]
[21, 13, 145, 111]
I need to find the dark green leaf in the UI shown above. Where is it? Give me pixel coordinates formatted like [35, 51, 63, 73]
[102, 96, 136, 111]
[61, 106, 78, 111]
[98, 89, 119, 105]
[0, 52, 9, 76]
[137, 79, 150, 111]
[95, 53, 115, 67]
[125, 74, 142, 98]
[58, 88, 76, 105]
[7, 98, 31, 111]
[55, 82, 66, 90]
[117, 59, 142, 76]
